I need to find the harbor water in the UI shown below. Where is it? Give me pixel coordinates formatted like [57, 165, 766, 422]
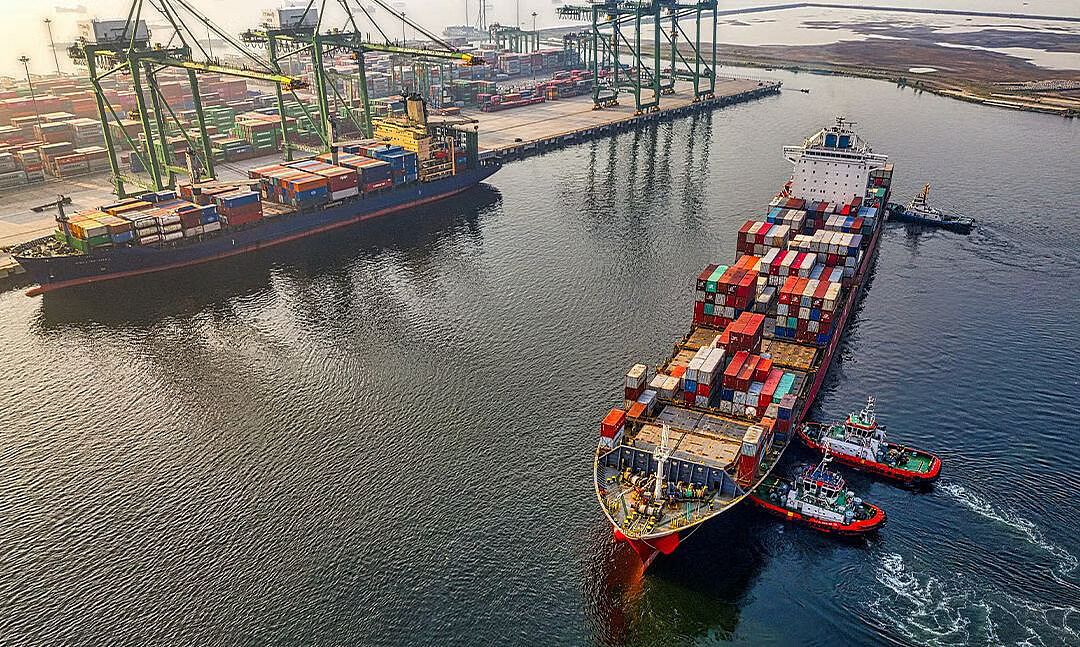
[1, 67, 1078, 646]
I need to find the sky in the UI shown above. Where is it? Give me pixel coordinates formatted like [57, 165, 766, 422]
[0, 1, 1076, 79]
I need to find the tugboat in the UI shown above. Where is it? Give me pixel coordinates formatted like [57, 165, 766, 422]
[748, 453, 886, 536]
[887, 183, 975, 233]
[799, 396, 942, 484]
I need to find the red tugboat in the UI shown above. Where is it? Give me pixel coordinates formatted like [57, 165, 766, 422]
[798, 397, 942, 484]
[748, 453, 886, 536]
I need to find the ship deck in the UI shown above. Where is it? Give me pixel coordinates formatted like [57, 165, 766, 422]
[597, 403, 755, 538]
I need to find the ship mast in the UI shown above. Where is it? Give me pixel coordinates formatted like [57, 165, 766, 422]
[653, 424, 673, 501]
[861, 395, 877, 426]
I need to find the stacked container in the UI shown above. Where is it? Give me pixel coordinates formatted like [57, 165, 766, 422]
[757, 248, 817, 287]
[692, 255, 760, 329]
[774, 277, 842, 345]
[599, 408, 626, 450]
[288, 159, 359, 201]
[681, 346, 725, 407]
[624, 364, 648, 409]
[15, 149, 44, 183]
[788, 229, 863, 277]
[62, 211, 113, 252]
[764, 206, 807, 232]
[823, 213, 865, 234]
[717, 351, 802, 419]
[213, 190, 262, 227]
[718, 311, 765, 354]
[736, 220, 791, 256]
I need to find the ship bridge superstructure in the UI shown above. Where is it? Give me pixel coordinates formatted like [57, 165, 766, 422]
[784, 117, 889, 205]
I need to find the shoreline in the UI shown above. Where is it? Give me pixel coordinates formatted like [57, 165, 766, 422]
[721, 56, 1079, 118]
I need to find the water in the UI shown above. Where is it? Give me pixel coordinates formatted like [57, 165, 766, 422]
[1, 68, 1079, 646]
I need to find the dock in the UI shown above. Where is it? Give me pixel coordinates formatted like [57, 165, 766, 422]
[0, 76, 780, 291]
[454, 77, 781, 159]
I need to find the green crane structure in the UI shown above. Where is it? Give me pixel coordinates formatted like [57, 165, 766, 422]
[240, 0, 483, 160]
[68, 0, 482, 197]
[69, 0, 306, 197]
[557, 1, 718, 112]
[489, 24, 541, 53]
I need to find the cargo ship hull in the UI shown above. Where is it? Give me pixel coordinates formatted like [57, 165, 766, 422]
[16, 164, 499, 295]
[594, 119, 892, 565]
[602, 198, 885, 561]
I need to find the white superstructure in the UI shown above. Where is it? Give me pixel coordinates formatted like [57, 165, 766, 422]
[784, 117, 889, 205]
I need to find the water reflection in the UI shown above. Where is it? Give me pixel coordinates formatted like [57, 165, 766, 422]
[32, 186, 501, 333]
[583, 507, 778, 646]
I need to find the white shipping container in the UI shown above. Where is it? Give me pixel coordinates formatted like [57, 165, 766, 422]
[626, 364, 648, 389]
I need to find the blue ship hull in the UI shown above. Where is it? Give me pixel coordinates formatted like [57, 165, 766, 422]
[17, 164, 500, 295]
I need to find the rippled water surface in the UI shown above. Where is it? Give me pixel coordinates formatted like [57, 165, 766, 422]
[2, 68, 1078, 646]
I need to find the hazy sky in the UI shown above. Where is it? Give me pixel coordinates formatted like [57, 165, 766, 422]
[0, 0, 1076, 79]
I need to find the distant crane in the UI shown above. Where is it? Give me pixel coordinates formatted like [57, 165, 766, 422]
[68, 0, 308, 197]
[557, 1, 718, 112]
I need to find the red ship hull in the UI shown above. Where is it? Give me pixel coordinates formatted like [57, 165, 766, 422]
[747, 495, 886, 535]
[613, 529, 681, 566]
[797, 426, 942, 484]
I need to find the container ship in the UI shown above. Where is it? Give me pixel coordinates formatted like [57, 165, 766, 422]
[14, 115, 499, 296]
[595, 118, 893, 564]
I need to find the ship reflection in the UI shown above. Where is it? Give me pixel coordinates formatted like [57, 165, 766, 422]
[583, 505, 767, 646]
[31, 185, 501, 332]
[584, 500, 879, 646]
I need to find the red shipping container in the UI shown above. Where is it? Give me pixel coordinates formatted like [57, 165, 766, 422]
[223, 210, 262, 227]
[735, 356, 758, 392]
[600, 408, 626, 438]
[723, 351, 748, 388]
[753, 358, 773, 383]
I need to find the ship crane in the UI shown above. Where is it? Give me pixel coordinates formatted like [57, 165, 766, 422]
[31, 195, 74, 223]
[653, 424, 674, 502]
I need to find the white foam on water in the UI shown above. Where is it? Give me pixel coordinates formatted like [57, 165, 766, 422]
[941, 482, 1079, 578]
[865, 552, 1079, 646]
[866, 552, 976, 645]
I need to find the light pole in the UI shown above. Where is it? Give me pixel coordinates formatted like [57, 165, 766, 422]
[516, 0, 520, 30]
[401, 11, 407, 44]
[43, 18, 61, 75]
[531, 12, 538, 78]
[18, 56, 42, 126]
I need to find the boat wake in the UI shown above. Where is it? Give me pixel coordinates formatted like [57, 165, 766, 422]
[865, 552, 1079, 647]
[940, 482, 1078, 579]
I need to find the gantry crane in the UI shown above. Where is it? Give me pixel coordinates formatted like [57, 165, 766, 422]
[240, 0, 484, 158]
[557, 1, 718, 112]
[68, 0, 308, 197]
